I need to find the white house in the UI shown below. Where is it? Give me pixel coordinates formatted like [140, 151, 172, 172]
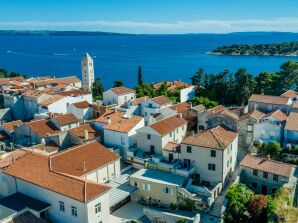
[50, 141, 121, 184]
[140, 95, 173, 117]
[284, 112, 298, 147]
[2, 151, 112, 223]
[254, 109, 287, 144]
[22, 89, 51, 120]
[181, 125, 238, 185]
[136, 114, 187, 156]
[50, 113, 80, 131]
[96, 111, 144, 158]
[103, 87, 135, 106]
[67, 100, 93, 120]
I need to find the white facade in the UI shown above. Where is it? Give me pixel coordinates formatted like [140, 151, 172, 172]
[254, 116, 284, 143]
[180, 86, 195, 103]
[81, 53, 94, 91]
[4, 177, 110, 223]
[103, 90, 135, 106]
[140, 99, 172, 117]
[137, 123, 187, 156]
[23, 94, 51, 121]
[181, 136, 238, 185]
[103, 118, 144, 158]
[67, 104, 93, 120]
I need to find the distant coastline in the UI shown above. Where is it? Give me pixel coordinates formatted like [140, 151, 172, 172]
[208, 42, 298, 57]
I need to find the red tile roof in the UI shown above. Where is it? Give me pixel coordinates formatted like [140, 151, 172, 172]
[134, 96, 148, 105]
[285, 112, 298, 131]
[23, 89, 45, 99]
[0, 149, 30, 169]
[39, 95, 64, 106]
[55, 89, 90, 96]
[151, 96, 172, 106]
[25, 119, 60, 137]
[110, 87, 134, 95]
[69, 124, 99, 139]
[150, 115, 187, 136]
[208, 105, 239, 121]
[163, 142, 181, 153]
[240, 155, 293, 177]
[4, 152, 110, 202]
[182, 125, 237, 150]
[52, 113, 79, 126]
[104, 115, 143, 133]
[263, 109, 287, 122]
[170, 102, 191, 113]
[50, 141, 119, 177]
[3, 120, 23, 132]
[281, 90, 298, 98]
[72, 100, 91, 109]
[249, 94, 290, 105]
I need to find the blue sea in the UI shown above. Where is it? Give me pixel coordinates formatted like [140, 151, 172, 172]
[0, 32, 298, 88]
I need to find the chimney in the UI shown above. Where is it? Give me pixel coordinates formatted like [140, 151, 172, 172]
[178, 113, 183, 118]
[10, 142, 14, 151]
[83, 129, 89, 140]
[191, 131, 195, 136]
[266, 154, 270, 160]
[190, 102, 192, 108]
[12, 156, 16, 163]
[107, 117, 111, 124]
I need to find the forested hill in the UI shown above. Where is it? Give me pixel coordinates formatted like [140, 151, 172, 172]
[209, 42, 298, 56]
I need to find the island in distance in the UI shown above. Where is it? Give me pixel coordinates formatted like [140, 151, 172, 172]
[208, 41, 298, 57]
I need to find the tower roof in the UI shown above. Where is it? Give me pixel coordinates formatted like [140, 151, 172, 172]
[82, 53, 93, 61]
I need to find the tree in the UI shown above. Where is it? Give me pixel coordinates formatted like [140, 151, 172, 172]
[224, 184, 254, 223]
[91, 77, 104, 100]
[191, 96, 218, 108]
[234, 68, 255, 105]
[0, 69, 8, 78]
[247, 194, 268, 222]
[113, 80, 123, 87]
[278, 60, 298, 93]
[259, 142, 282, 159]
[138, 65, 143, 85]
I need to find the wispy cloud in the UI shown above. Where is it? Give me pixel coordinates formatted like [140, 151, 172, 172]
[0, 18, 298, 34]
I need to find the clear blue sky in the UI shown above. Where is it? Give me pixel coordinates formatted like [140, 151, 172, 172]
[0, 0, 298, 34]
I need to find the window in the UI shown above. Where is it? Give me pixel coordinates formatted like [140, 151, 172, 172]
[59, 201, 65, 212]
[163, 187, 173, 195]
[170, 132, 173, 137]
[121, 136, 125, 145]
[149, 103, 153, 108]
[198, 125, 204, 130]
[273, 174, 278, 182]
[176, 128, 178, 133]
[211, 150, 216, 157]
[253, 169, 258, 176]
[260, 129, 265, 137]
[186, 146, 192, 153]
[230, 157, 232, 164]
[143, 183, 151, 191]
[145, 121, 148, 126]
[134, 181, 138, 187]
[182, 125, 184, 131]
[150, 145, 155, 154]
[227, 160, 229, 168]
[247, 125, 253, 132]
[263, 172, 268, 178]
[252, 182, 257, 188]
[147, 134, 151, 140]
[1, 175, 6, 182]
[208, 163, 216, 171]
[71, 206, 77, 217]
[95, 203, 101, 214]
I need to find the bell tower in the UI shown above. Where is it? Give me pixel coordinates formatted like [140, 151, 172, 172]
[81, 53, 94, 91]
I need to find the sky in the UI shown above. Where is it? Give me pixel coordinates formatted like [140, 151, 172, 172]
[0, 0, 298, 34]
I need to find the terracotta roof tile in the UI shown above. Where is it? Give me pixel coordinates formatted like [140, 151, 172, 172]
[52, 113, 79, 126]
[163, 142, 181, 153]
[170, 102, 191, 113]
[3, 120, 23, 132]
[72, 100, 91, 109]
[134, 96, 148, 105]
[153, 81, 192, 91]
[4, 152, 110, 202]
[110, 87, 134, 95]
[240, 155, 293, 177]
[69, 124, 99, 139]
[39, 95, 64, 106]
[104, 115, 143, 133]
[239, 110, 265, 121]
[263, 109, 287, 122]
[281, 90, 298, 98]
[249, 94, 290, 105]
[97, 110, 125, 124]
[182, 125, 237, 150]
[0, 149, 30, 169]
[208, 105, 239, 121]
[32, 76, 81, 87]
[150, 115, 187, 136]
[23, 89, 45, 99]
[285, 112, 298, 131]
[151, 96, 172, 106]
[26, 119, 60, 137]
[55, 89, 90, 96]
[50, 141, 119, 177]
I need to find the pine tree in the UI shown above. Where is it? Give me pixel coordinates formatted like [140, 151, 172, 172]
[138, 65, 143, 85]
